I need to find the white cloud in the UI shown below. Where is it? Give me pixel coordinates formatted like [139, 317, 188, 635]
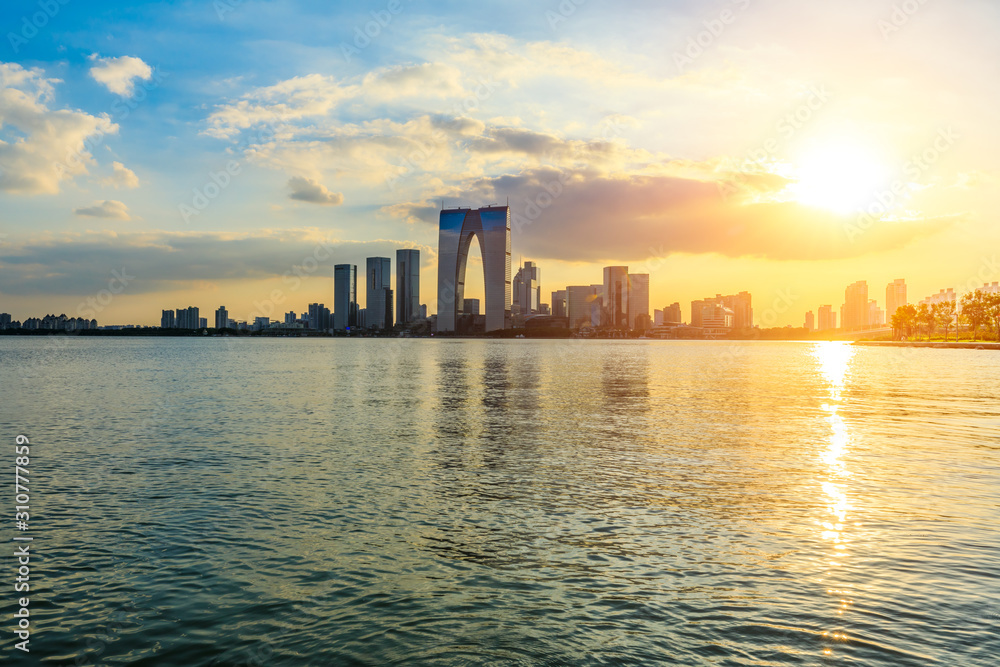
[0, 63, 118, 195]
[74, 200, 133, 220]
[88, 55, 153, 96]
[287, 176, 343, 205]
[102, 161, 140, 189]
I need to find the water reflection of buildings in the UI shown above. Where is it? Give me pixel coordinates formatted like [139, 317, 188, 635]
[813, 342, 857, 654]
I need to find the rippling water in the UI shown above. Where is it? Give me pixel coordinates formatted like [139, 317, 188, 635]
[1, 338, 999, 665]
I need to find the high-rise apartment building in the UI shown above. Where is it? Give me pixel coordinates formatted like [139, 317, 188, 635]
[215, 306, 229, 330]
[817, 305, 837, 331]
[396, 249, 420, 326]
[161, 310, 175, 329]
[334, 264, 358, 331]
[176, 307, 199, 329]
[843, 281, 869, 331]
[886, 279, 907, 320]
[805, 311, 815, 331]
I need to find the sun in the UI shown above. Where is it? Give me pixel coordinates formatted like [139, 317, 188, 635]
[788, 140, 892, 215]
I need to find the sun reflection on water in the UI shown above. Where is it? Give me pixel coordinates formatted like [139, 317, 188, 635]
[812, 342, 857, 652]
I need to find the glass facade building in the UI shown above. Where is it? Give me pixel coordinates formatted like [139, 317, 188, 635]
[436, 205, 511, 333]
[334, 264, 358, 331]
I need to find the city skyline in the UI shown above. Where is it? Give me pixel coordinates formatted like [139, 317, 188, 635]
[3, 2, 999, 326]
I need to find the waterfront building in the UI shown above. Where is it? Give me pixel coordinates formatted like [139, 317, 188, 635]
[886, 279, 907, 319]
[334, 264, 359, 331]
[436, 205, 511, 333]
[603, 266, 629, 328]
[215, 306, 229, 330]
[628, 274, 650, 330]
[842, 281, 869, 331]
[366, 257, 393, 330]
[161, 310, 175, 329]
[396, 249, 420, 326]
[551, 290, 567, 318]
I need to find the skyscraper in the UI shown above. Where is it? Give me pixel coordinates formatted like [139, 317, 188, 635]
[603, 266, 629, 329]
[886, 279, 907, 319]
[215, 306, 228, 330]
[567, 285, 601, 329]
[843, 281, 869, 331]
[161, 310, 175, 329]
[664, 302, 682, 324]
[805, 311, 815, 331]
[512, 261, 541, 321]
[551, 290, 567, 318]
[334, 264, 358, 331]
[818, 305, 837, 331]
[176, 307, 199, 329]
[366, 257, 392, 330]
[436, 205, 511, 333]
[396, 249, 420, 326]
[628, 273, 650, 330]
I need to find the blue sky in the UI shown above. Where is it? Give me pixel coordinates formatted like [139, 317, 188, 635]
[2, 0, 1000, 324]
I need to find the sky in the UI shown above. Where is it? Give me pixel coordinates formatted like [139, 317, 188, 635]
[2, 0, 999, 326]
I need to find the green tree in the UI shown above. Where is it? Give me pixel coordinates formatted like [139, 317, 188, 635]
[935, 300, 956, 342]
[891, 304, 917, 340]
[916, 303, 935, 339]
[960, 291, 989, 341]
[987, 293, 1000, 341]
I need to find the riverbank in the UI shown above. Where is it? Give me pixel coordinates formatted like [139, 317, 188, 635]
[854, 340, 1000, 350]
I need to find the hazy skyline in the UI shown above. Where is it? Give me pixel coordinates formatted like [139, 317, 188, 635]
[2, 0, 999, 325]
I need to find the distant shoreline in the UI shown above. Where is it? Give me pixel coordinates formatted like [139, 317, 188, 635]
[854, 340, 1000, 350]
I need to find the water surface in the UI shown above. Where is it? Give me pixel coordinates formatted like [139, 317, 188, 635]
[1, 338, 998, 665]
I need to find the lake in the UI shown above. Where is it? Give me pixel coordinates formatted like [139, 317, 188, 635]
[1, 338, 998, 665]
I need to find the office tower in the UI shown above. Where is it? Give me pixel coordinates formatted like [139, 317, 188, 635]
[512, 261, 541, 319]
[366, 257, 392, 330]
[161, 310, 175, 329]
[690, 299, 707, 327]
[396, 249, 420, 325]
[334, 264, 358, 331]
[843, 281, 869, 331]
[215, 306, 228, 330]
[654, 309, 664, 326]
[723, 292, 753, 330]
[285, 311, 296, 325]
[254, 317, 270, 331]
[567, 285, 601, 329]
[551, 290, 567, 318]
[701, 303, 735, 329]
[436, 205, 511, 333]
[628, 273, 650, 330]
[805, 311, 815, 331]
[664, 302, 682, 324]
[818, 305, 836, 331]
[420, 304, 427, 320]
[464, 298, 480, 315]
[308, 303, 331, 331]
[603, 266, 629, 328]
[886, 279, 907, 319]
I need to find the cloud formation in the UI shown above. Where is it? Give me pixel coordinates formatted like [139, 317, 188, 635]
[88, 55, 153, 96]
[0, 63, 117, 195]
[102, 161, 140, 189]
[0, 230, 432, 296]
[388, 167, 955, 261]
[287, 176, 343, 205]
[74, 200, 133, 220]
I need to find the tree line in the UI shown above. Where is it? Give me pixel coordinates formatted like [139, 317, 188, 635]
[890, 291, 1000, 341]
